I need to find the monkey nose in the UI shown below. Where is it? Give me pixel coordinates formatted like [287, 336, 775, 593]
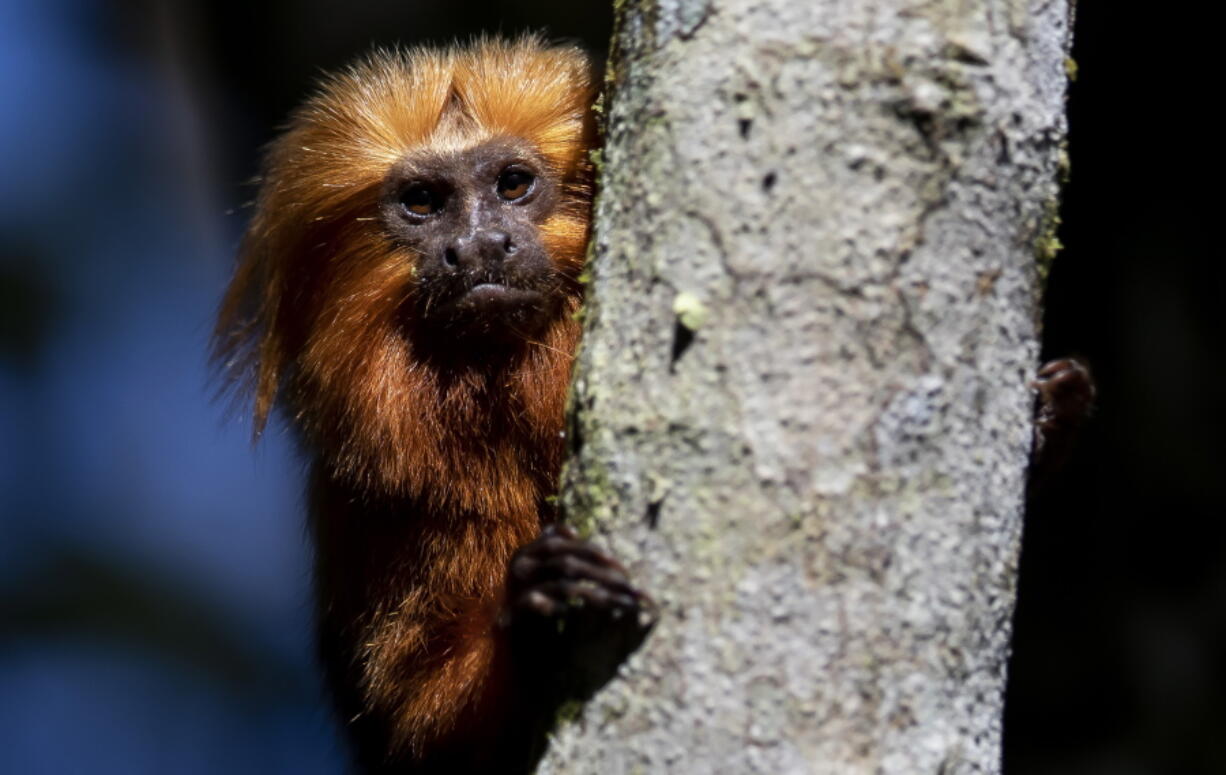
[444, 230, 516, 271]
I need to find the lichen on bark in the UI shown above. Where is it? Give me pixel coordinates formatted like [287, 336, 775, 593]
[544, 2, 1073, 773]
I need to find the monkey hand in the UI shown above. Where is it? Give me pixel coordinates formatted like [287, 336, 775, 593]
[1030, 357, 1095, 486]
[503, 524, 656, 702]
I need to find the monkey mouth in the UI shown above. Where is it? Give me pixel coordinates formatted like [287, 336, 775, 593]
[423, 280, 555, 337]
[453, 282, 545, 312]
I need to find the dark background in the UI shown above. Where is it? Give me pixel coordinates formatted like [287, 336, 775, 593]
[0, 2, 1217, 773]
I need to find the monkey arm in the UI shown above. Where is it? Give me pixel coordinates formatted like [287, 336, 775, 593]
[503, 525, 655, 710]
[310, 472, 652, 774]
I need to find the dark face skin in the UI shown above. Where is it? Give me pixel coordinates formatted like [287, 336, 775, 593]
[379, 138, 563, 339]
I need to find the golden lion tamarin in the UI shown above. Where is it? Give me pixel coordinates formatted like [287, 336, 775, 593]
[213, 32, 1096, 775]
[215, 37, 652, 774]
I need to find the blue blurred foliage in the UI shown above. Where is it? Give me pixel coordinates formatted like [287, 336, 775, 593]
[0, 0, 345, 771]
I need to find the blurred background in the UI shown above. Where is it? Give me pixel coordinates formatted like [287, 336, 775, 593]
[0, 1, 1216, 774]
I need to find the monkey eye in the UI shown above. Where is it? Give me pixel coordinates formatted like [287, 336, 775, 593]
[400, 184, 443, 217]
[496, 168, 535, 201]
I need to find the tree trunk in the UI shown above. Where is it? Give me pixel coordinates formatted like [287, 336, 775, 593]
[544, 1, 1072, 772]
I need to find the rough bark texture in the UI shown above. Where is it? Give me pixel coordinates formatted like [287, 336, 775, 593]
[542, 1, 1072, 773]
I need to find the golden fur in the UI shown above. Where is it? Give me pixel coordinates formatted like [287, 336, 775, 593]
[216, 37, 592, 512]
[214, 37, 595, 767]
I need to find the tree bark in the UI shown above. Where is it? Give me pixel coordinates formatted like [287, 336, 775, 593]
[544, 1, 1072, 772]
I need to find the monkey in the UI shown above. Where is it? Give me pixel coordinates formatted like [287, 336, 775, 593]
[213, 34, 1094, 775]
[214, 38, 653, 774]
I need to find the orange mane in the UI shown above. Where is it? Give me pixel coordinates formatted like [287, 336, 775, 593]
[214, 37, 595, 518]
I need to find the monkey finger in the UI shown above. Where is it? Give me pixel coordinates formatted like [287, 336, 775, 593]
[1036, 358, 1074, 379]
[507, 553, 543, 587]
[535, 556, 642, 599]
[1033, 359, 1094, 394]
[515, 589, 562, 618]
[541, 523, 578, 540]
[529, 580, 642, 613]
[1037, 374, 1094, 421]
[532, 535, 630, 574]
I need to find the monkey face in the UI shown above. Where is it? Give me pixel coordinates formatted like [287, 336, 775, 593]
[380, 139, 565, 339]
[217, 40, 594, 491]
